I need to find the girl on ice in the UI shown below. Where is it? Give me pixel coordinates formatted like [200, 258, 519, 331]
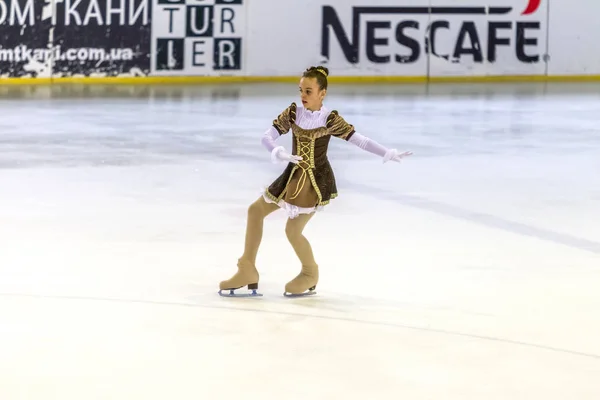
[219, 66, 412, 297]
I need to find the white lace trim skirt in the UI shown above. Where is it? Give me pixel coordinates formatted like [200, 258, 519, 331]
[261, 189, 324, 219]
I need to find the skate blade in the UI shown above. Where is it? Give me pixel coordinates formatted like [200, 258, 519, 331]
[218, 289, 263, 298]
[283, 290, 317, 298]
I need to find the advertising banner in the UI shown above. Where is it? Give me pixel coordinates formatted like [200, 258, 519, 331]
[0, 0, 53, 78]
[51, 0, 152, 77]
[150, 0, 246, 76]
[0, 0, 152, 79]
[320, 0, 429, 76]
[318, 0, 548, 77]
[427, 0, 548, 76]
[0, 0, 596, 81]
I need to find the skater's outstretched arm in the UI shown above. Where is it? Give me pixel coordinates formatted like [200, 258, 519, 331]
[327, 111, 412, 163]
[348, 132, 413, 163]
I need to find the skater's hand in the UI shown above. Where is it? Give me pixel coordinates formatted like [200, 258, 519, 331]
[281, 152, 303, 164]
[271, 146, 303, 164]
[383, 149, 413, 163]
[392, 150, 413, 162]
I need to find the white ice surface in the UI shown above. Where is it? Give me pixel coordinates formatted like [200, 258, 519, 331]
[0, 83, 599, 399]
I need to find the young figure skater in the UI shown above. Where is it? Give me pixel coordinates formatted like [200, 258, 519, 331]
[219, 66, 412, 297]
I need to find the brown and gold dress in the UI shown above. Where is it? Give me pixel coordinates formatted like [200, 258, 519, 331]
[261, 102, 356, 218]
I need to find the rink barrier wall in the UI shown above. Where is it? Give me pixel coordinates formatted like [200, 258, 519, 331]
[6, 75, 600, 86]
[1, 0, 599, 84]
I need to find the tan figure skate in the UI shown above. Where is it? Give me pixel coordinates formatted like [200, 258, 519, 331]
[283, 264, 318, 297]
[219, 259, 261, 297]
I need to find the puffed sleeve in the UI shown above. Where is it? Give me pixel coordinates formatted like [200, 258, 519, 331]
[326, 111, 356, 140]
[272, 102, 297, 135]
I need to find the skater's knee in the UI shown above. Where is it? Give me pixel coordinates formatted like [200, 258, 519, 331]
[285, 224, 303, 242]
[247, 199, 266, 218]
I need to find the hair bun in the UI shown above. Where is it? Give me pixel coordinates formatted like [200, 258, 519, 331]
[315, 66, 329, 77]
[306, 65, 329, 77]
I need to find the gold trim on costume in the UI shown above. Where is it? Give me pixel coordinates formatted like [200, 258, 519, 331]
[326, 111, 355, 140]
[292, 124, 330, 140]
[272, 102, 297, 135]
[288, 138, 312, 200]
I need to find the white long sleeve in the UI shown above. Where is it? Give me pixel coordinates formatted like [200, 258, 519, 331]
[348, 132, 412, 163]
[261, 126, 280, 152]
[348, 132, 388, 157]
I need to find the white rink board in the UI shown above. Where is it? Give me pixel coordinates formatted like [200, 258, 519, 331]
[244, 0, 331, 77]
[546, 0, 600, 76]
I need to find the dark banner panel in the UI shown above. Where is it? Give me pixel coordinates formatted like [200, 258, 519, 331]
[52, 0, 152, 77]
[0, 0, 52, 78]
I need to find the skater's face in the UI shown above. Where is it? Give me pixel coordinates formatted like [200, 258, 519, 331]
[299, 77, 326, 111]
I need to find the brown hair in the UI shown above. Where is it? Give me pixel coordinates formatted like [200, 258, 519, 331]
[302, 66, 329, 90]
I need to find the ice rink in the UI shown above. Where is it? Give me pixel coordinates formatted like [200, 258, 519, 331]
[0, 82, 599, 399]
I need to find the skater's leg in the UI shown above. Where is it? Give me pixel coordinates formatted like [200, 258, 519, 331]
[240, 196, 280, 265]
[284, 212, 319, 294]
[285, 213, 317, 266]
[220, 196, 279, 290]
